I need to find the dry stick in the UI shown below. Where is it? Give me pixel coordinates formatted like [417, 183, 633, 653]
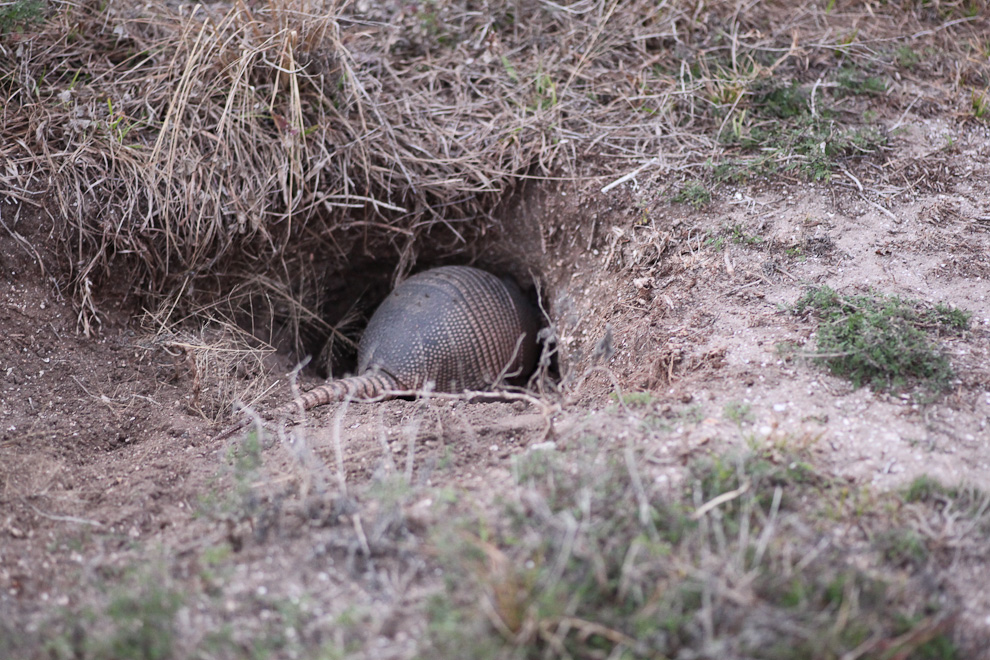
[553, 617, 640, 651]
[691, 480, 751, 521]
[840, 166, 864, 192]
[751, 486, 782, 569]
[600, 158, 660, 194]
[26, 503, 103, 528]
[736, 481, 753, 572]
[330, 394, 352, 496]
[794, 535, 831, 573]
[623, 441, 660, 541]
[859, 192, 899, 223]
[351, 513, 371, 557]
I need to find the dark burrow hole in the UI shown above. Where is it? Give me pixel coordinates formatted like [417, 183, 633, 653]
[232, 185, 564, 391]
[257, 254, 558, 389]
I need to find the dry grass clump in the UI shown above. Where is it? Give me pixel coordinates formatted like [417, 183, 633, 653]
[2, 0, 688, 326]
[424, 443, 965, 659]
[144, 317, 278, 422]
[2, 0, 989, 332]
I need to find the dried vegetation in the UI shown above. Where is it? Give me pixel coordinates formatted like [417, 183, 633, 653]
[4, 0, 985, 330]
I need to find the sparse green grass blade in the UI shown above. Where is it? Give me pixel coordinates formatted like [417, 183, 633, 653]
[422, 446, 960, 660]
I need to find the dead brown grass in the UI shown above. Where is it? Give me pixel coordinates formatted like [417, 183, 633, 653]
[3, 0, 983, 339]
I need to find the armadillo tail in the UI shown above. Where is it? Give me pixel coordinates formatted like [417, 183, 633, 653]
[270, 371, 399, 419]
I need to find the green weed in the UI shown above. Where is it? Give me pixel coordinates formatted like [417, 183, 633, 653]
[792, 287, 967, 393]
[752, 80, 809, 118]
[895, 45, 921, 69]
[704, 231, 726, 251]
[532, 70, 557, 110]
[837, 68, 889, 96]
[904, 475, 958, 503]
[0, 0, 45, 33]
[875, 528, 929, 569]
[729, 223, 763, 245]
[723, 401, 754, 425]
[714, 74, 888, 184]
[929, 303, 972, 331]
[971, 89, 989, 122]
[44, 566, 183, 660]
[672, 180, 711, 208]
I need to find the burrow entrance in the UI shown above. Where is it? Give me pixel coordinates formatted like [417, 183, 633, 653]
[235, 184, 573, 392]
[229, 179, 685, 407]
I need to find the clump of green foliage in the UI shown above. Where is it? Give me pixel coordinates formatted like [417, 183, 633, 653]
[39, 557, 335, 660]
[672, 180, 712, 208]
[0, 0, 44, 33]
[972, 89, 990, 122]
[792, 286, 969, 392]
[836, 67, 889, 96]
[43, 567, 183, 660]
[712, 73, 889, 184]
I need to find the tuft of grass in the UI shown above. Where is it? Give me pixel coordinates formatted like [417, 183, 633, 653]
[895, 45, 921, 69]
[423, 445, 958, 660]
[723, 401, 755, 425]
[609, 390, 657, 407]
[751, 80, 809, 118]
[43, 566, 183, 660]
[904, 474, 958, 504]
[0, 0, 44, 34]
[875, 528, 929, 569]
[102, 583, 183, 660]
[704, 230, 726, 251]
[729, 223, 763, 245]
[791, 287, 968, 393]
[672, 180, 712, 208]
[836, 67, 889, 96]
[971, 88, 990, 122]
[929, 303, 973, 331]
[715, 73, 889, 184]
[901, 476, 990, 534]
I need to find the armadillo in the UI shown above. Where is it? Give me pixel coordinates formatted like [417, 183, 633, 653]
[227, 266, 538, 433]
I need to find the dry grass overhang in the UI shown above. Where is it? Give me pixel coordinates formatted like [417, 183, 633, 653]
[2, 0, 988, 332]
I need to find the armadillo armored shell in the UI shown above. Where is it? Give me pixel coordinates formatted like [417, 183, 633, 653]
[357, 265, 539, 392]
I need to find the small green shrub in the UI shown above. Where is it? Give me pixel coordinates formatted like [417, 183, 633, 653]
[672, 180, 711, 208]
[0, 0, 45, 33]
[792, 287, 967, 392]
